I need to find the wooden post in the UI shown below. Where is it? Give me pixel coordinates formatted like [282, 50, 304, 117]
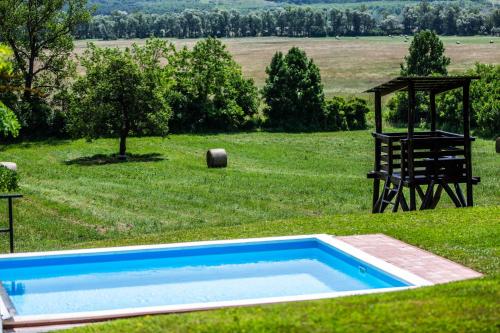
[375, 91, 382, 134]
[463, 81, 473, 207]
[372, 91, 382, 212]
[407, 81, 416, 211]
[430, 91, 436, 132]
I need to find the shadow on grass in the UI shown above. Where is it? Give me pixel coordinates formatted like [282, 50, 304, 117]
[64, 153, 164, 166]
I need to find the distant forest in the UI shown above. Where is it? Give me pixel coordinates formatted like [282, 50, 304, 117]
[76, 2, 500, 39]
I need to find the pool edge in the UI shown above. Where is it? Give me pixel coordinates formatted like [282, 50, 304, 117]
[0, 234, 432, 329]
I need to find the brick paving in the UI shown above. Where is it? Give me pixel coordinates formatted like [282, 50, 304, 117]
[337, 233, 483, 284]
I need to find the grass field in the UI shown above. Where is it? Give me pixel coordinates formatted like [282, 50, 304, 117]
[0, 131, 498, 331]
[1, 131, 499, 251]
[74, 36, 500, 97]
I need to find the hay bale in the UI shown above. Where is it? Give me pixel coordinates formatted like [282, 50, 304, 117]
[0, 162, 17, 171]
[206, 149, 228, 168]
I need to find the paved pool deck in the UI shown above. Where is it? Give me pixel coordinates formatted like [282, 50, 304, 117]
[338, 233, 483, 284]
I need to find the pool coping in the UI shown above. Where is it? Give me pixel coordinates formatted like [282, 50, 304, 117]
[0, 234, 432, 328]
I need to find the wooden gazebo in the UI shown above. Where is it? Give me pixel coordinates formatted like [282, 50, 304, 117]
[366, 76, 480, 213]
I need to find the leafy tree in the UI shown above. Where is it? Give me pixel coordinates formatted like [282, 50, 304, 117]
[170, 38, 259, 132]
[401, 29, 450, 76]
[262, 47, 325, 131]
[0, 45, 20, 137]
[437, 64, 499, 138]
[389, 30, 450, 125]
[0, 0, 91, 131]
[67, 39, 174, 156]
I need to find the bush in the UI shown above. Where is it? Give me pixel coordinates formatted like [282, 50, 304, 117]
[324, 97, 369, 131]
[386, 92, 429, 126]
[0, 167, 18, 192]
[437, 63, 500, 138]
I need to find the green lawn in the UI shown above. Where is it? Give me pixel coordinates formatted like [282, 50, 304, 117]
[0, 131, 498, 331]
[1, 131, 498, 251]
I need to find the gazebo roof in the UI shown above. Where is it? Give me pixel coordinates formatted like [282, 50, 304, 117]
[365, 76, 480, 96]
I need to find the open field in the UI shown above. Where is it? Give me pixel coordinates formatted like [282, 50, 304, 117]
[74, 36, 500, 97]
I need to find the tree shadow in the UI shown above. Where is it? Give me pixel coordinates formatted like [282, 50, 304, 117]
[64, 153, 165, 166]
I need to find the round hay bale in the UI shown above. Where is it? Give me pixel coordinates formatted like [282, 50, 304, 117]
[0, 162, 17, 171]
[496, 137, 500, 153]
[206, 149, 227, 168]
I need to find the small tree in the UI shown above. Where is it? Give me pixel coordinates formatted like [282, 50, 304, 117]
[67, 39, 174, 157]
[0, 0, 91, 131]
[401, 30, 450, 76]
[262, 47, 324, 131]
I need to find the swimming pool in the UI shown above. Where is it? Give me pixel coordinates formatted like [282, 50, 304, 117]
[0, 235, 431, 328]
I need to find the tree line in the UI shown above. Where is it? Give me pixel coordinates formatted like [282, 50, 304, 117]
[75, 3, 500, 40]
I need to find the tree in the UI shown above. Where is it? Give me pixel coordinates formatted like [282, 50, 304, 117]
[262, 47, 325, 131]
[401, 30, 450, 76]
[170, 38, 259, 132]
[0, 45, 20, 137]
[67, 39, 174, 156]
[388, 30, 451, 125]
[0, 0, 91, 130]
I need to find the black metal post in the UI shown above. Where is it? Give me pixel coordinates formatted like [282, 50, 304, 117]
[8, 197, 13, 253]
[0, 194, 22, 253]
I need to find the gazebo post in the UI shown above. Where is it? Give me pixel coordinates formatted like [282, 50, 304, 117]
[463, 80, 473, 206]
[372, 91, 383, 212]
[430, 91, 436, 132]
[407, 81, 416, 211]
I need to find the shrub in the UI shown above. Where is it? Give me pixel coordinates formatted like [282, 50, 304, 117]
[386, 92, 429, 126]
[437, 63, 500, 138]
[324, 97, 369, 131]
[0, 167, 18, 192]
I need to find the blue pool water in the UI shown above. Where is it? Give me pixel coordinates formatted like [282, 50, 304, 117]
[0, 238, 411, 316]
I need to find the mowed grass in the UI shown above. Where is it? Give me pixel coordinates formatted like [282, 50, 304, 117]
[74, 36, 500, 96]
[0, 131, 498, 332]
[1, 131, 498, 252]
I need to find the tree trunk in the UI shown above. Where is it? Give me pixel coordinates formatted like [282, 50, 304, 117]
[24, 52, 35, 101]
[119, 132, 127, 158]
